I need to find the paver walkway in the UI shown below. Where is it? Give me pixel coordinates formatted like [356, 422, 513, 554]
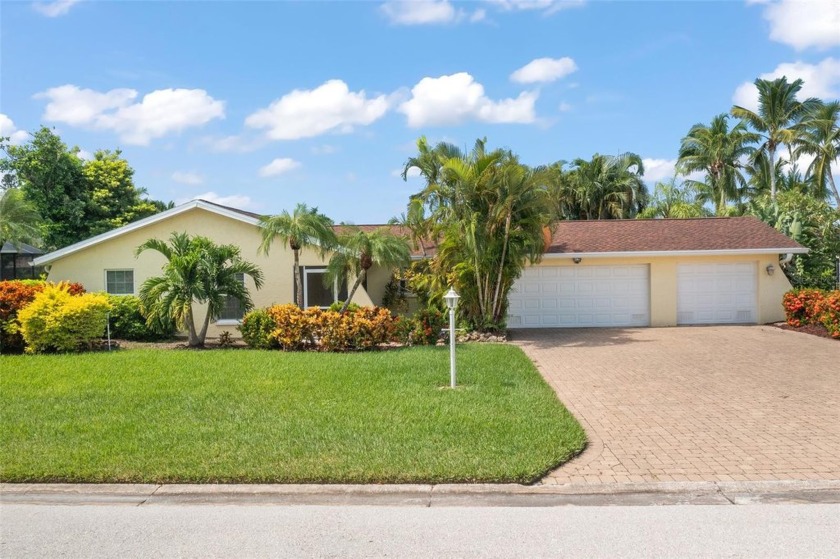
[513, 325, 840, 485]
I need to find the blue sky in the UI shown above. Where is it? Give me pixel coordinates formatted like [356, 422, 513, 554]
[2, 0, 838, 223]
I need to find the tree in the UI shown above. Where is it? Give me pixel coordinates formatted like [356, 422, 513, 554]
[794, 100, 840, 206]
[0, 188, 41, 247]
[552, 153, 648, 219]
[326, 226, 411, 313]
[136, 232, 264, 347]
[637, 178, 711, 219]
[402, 138, 552, 330]
[259, 204, 337, 308]
[677, 114, 757, 214]
[731, 77, 821, 201]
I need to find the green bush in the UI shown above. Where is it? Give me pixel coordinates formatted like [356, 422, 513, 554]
[410, 307, 447, 345]
[328, 301, 360, 313]
[18, 284, 111, 353]
[107, 295, 175, 341]
[239, 308, 279, 350]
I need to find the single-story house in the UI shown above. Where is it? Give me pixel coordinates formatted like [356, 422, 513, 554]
[34, 199, 806, 336]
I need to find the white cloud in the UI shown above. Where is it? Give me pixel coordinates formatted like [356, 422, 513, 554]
[487, 0, 585, 14]
[380, 0, 459, 25]
[33, 0, 80, 17]
[246, 80, 389, 140]
[643, 157, 706, 184]
[732, 58, 840, 112]
[259, 157, 302, 177]
[178, 192, 252, 209]
[510, 57, 578, 83]
[391, 166, 422, 178]
[199, 134, 264, 153]
[470, 8, 487, 22]
[171, 171, 204, 186]
[36, 85, 225, 145]
[311, 144, 338, 155]
[399, 72, 538, 127]
[558, 102, 572, 112]
[75, 149, 93, 160]
[756, 0, 840, 51]
[0, 114, 29, 144]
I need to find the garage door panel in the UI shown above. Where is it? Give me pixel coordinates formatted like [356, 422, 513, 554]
[509, 265, 650, 328]
[677, 262, 757, 325]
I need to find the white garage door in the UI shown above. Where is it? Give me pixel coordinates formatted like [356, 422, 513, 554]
[677, 263, 757, 325]
[508, 265, 650, 328]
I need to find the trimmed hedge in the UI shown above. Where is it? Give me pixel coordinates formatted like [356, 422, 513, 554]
[18, 284, 111, 353]
[782, 288, 840, 339]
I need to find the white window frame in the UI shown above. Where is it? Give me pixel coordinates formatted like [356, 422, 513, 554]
[105, 269, 134, 295]
[303, 267, 339, 309]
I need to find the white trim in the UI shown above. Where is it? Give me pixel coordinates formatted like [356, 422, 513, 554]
[542, 248, 809, 259]
[33, 200, 261, 266]
[214, 319, 242, 326]
[302, 266, 339, 309]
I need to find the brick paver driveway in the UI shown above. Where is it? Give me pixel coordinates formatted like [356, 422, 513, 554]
[512, 325, 840, 485]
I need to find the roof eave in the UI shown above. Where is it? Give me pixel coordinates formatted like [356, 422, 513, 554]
[542, 248, 810, 259]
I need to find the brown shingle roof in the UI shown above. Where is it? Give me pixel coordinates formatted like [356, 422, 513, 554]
[547, 217, 805, 254]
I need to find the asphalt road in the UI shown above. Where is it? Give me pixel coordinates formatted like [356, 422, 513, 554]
[2, 504, 838, 558]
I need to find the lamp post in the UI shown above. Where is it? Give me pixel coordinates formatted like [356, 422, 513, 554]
[444, 288, 460, 388]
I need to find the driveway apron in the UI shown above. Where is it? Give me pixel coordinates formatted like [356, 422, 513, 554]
[512, 326, 840, 485]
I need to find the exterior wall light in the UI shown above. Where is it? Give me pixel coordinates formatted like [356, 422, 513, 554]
[766, 264, 775, 276]
[444, 288, 460, 388]
[572, 257, 582, 264]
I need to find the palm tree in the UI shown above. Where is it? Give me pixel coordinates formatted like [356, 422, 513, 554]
[638, 178, 711, 219]
[677, 114, 757, 214]
[794, 100, 840, 206]
[0, 188, 41, 247]
[259, 204, 337, 308]
[559, 153, 648, 219]
[326, 226, 411, 313]
[136, 232, 264, 347]
[731, 77, 821, 200]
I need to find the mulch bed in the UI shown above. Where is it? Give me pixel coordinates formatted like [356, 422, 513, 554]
[773, 322, 837, 341]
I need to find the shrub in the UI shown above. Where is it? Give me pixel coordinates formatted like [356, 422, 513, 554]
[328, 301, 360, 313]
[782, 289, 825, 327]
[411, 307, 447, 345]
[0, 280, 85, 353]
[815, 291, 840, 339]
[107, 295, 175, 341]
[18, 284, 111, 353]
[268, 304, 316, 350]
[239, 308, 279, 350]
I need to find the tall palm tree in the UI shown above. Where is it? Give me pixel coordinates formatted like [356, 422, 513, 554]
[326, 226, 411, 313]
[731, 77, 821, 200]
[794, 100, 840, 206]
[0, 188, 41, 247]
[259, 203, 337, 308]
[637, 178, 711, 219]
[677, 114, 757, 214]
[559, 153, 647, 219]
[136, 232, 264, 347]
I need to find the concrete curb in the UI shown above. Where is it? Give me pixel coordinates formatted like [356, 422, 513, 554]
[3, 480, 839, 507]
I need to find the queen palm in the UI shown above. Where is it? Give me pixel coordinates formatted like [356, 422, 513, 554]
[731, 77, 821, 200]
[0, 188, 41, 247]
[794, 100, 840, 205]
[677, 114, 757, 214]
[259, 203, 337, 308]
[137, 232, 264, 347]
[326, 226, 411, 314]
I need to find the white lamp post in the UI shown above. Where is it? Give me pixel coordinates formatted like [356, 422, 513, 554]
[443, 288, 460, 388]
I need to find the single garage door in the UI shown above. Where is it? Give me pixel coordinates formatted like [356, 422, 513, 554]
[508, 265, 650, 328]
[677, 262, 757, 324]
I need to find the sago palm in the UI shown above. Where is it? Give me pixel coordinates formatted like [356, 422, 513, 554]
[326, 226, 411, 313]
[731, 77, 821, 200]
[259, 203, 337, 308]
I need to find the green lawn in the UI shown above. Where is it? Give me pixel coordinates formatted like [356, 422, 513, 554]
[0, 344, 585, 484]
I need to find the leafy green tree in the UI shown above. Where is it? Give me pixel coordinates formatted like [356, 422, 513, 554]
[137, 232, 264, 347]
[402, 137, 552, 330]
[551, 153, 648, 220]
[0, 188, 41, 247]
[637, 178, 711, 219]
[259, 203, 337, 308]
[794, 100, 840, 206]
[731, 77, 821, 201]
[1, 127, 88, 250]
[750, 191, 840, 290]
[677, 114, 757, 214]
[326, 226, 411, 313]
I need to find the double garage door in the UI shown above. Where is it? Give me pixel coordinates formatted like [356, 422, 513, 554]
[508, 263, 757, 328]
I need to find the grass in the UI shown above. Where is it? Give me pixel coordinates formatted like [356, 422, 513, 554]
[0, 344, 585, 484]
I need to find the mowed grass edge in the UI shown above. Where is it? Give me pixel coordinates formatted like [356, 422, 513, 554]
[1, 344, 586, 484]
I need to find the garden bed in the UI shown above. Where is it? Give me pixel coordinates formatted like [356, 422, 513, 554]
[774, 322, 837, 341]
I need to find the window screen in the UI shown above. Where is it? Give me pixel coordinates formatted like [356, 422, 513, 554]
[106, 270, 134, 295]
[219, 273, 246, 320]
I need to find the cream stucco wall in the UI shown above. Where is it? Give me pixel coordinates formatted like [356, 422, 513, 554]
[44, 207, 388, 338]
[532, 253, 793, 326]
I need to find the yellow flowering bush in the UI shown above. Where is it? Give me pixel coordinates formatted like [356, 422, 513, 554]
[18, 284, 112, 353]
